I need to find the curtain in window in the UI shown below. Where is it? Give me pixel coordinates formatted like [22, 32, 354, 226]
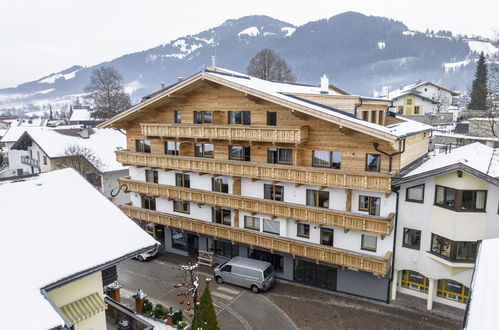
[407, 185, 424, 201]
[306, 189, 316, 206]
[278, 149, 292, 163]
[263, 219, 280, 234]
[313, 150, 329, 166]
[435, 186, 445, 205]
[475, 191, 486, 209]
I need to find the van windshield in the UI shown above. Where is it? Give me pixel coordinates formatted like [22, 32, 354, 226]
[263, 265, 274, 278]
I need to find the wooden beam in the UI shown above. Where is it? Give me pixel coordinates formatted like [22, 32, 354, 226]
[343, 228, 350, 234]
[251, 178, 260, 182]
[198, 172, 208, 176]
[295, 183, 303, 188]
[168, 94, 186, 99]
[245, 93, 262, 104]
[202, 80, 220, 89]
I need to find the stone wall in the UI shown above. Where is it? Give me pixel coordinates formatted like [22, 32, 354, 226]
[400, 113, 453, 125]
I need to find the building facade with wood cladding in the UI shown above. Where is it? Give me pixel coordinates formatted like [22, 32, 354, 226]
[99, 67, 432, 301]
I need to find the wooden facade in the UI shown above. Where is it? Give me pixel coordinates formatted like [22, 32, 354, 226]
[119, 177, 394, 235]
[120, 204, 392, 276]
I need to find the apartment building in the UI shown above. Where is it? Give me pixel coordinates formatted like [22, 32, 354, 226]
[391, 143, 499, 310]
[99, 67, 431, 301]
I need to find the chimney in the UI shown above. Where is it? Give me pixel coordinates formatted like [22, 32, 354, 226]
[211, 55, 216, 67]
[160, 82, 165, 89]
[78, 128, 89, 139]
[320, 74, 329, 94]
[177, 77, 184, 82]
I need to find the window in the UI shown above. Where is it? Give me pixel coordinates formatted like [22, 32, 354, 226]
[193, 111, 212, 124]
[173, 200, 190, 213]
[414, 106, 420, 114]
[435, 185, 486, 212]
[212, 177, 229, 193]
[229, 146, 250, 161]
[397, 106, 404, 114]
[244, 215, 260, 230]
[165, 141, 180, 155]
[312, 150, 341, 169]
[263, 219, 280, 235]
[43, 156, 48, 165]
[430, 234, 478, 262]
[297, 223, 310, 238]
[401, 270, 429, 293]
[212, 240, 238, 258]
[406, 98, 413, 105]
[378, 111, 383, 124]
[264, 184, 284, 201]
[437, 279, 469, 304]
[321, 228, 334, 246]
[306, 189, 329, 208]
[267, 111, 277, 126]
[135, 139, 151, 153]
[249, 249, 284, 273]
[175, 173, 190, 187]
[228, 111, 251, 125]
[406, 184, 425, 203]
[361, 235, 377, 252]
[212, 207, 231, 226]
[139, 220, 155, 236]
[362, 111, 369, 121]
[171, 228, 187, 250]
[403, 228, 421, 250]
[174, 110, 181, 123]
[145, 169, 158, 183]
[267, 148, 293, 164]
[365, 154, 381, 172]
[195, 143, 214, 158]
[358, 195, 380, 216]
[141, 195, 156, 210]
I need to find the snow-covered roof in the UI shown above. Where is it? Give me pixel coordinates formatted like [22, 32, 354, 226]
[388, 81, 459, 99]
[0, 169, 157, 329]
[0, 126, 41, 143]
[100, 67, 432, 141]
[404, 142, 499, 179]
[0, 128, 7, 137]
[14, 128, 126, 172]
[70, 109, 93, 122]
[465, 238, 499, 329]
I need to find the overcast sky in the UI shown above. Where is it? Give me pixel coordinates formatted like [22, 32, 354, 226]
[0, 0, 497, 88]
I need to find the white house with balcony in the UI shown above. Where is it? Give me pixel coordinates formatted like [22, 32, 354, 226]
[391, 142, 499, 310]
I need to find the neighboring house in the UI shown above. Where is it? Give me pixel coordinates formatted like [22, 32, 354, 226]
[388, 82, 460, 115]
[391, 143, 499, 310]
[70, 107, 100, 127]
[0, 168, 157, 330]
[98, 66, 432, 302]
[2, 126, 129, 204]
[0, 126, 39, 176]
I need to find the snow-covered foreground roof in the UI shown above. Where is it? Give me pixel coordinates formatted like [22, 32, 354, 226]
[0, 169, 157, 329]
[404, 142, 499, 179]
[465, 238, 499, 329]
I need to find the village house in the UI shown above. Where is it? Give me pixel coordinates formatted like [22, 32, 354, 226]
[0, 168, 158, 330]
[388, 82, 459, 115]
[391, 142, 499, 310]
[98, 67, 432, 301]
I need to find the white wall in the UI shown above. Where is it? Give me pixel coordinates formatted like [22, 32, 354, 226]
[102, 168, 130, 205]
[5, 141, 31, 175]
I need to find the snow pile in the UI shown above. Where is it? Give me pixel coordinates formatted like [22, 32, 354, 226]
[0, 169, 157, 330]
[38, 68, 80, 84]
[402, 30, 416, 36]
[443, 59, 472, 72]
[468, 40, 499, 56]
[238, 27, 260, 37]
[281, 27, 296, 37]
[377, 42, 386, 50]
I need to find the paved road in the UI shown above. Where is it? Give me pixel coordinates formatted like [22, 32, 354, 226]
[117, 258, 298, 330]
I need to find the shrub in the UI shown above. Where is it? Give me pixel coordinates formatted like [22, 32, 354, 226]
[173, 310, 183, 323]
[176, 321, 187, 329]
[153, 303, 167, 320]
[143, 299, 153, 315]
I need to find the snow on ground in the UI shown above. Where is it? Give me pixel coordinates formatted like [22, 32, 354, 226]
[238, 27, 260, 37]
[443, 59, 472, 72]
[125, 80, 145, 94]
[468, 40, 499, 56]
[281, 27, 296, 37]
[38, 68, 80, 84]
[402, 30, 416, 36]
[173, 39, 189, 53]
[377, 42, 385, 50]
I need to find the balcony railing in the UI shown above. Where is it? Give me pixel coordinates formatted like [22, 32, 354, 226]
[120, 204, 392, 276]
[116, 150, 392, 193]
[141, 123, 309, 144]
[119, 177, 394, 236]
[21, 155, 39, 168]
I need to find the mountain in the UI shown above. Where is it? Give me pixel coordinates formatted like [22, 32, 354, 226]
[1, 12, 497, 113]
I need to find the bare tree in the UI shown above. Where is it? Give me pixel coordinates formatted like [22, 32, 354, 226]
[55, 144, 105, 184]
[247, 49, 296, 82]
[432, 91, 450, 113]
[84, 66, 131, 119]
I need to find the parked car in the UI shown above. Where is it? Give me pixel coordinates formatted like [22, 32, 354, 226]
[134, 246, 158, 262]
[213, 257, 275, 293]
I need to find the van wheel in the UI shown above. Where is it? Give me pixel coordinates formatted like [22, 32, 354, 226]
[137, 255, 145, 262]
[250, 285, 259, 293]
[216, 276, 224, 284]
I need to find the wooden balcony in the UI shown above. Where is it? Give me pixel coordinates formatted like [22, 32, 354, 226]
[120, 204, 392, 277]
[141, 123, 309, 144]
[116, 150, 392, 193]
[119, 177, 394, 236]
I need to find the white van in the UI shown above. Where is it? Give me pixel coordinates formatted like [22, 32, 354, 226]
[213, 257, 275, 293]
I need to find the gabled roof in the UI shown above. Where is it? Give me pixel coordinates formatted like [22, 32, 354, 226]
[0, 169, 157, 329]
[391, 91, 439, 104]
[388, 81, 460, 99]
[395, 143, 499, 185]
[70, 109, 95, 122]
[99, 67, 431, 142]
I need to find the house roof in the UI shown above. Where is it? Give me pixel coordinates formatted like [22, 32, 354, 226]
[395, 143, 499, 185]
[0, 169, 157, 329]
[388, 82, 460, 99]
[391, 91, 439, 104]
[70, 109, 94, 122]
[99, 67, 431, 142]
[10, 128, 127, 172]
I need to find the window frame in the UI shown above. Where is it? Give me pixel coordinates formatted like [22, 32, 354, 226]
[306, 189, 330, 208]
[401, 270, 429, 293]
[402, 228, 421, 250]
[193, 111, 212, 124]
[430, 233, 478, 262]
[175, 173, 190, 188]
[263, 184, 284, 201]
[212, 177, 229, 193]
[212, 207, 231, 226]
[267, 111, 277, 126]
[296, 223, 310, 238]
[434, 185, 487, 212]
[164, 141, 180, 155]
[361, 234, 377, 252]
[358, 195, 381, 216]
[228, 111, 251, 125]
[173, 200, 190, 213]
[312, 150, 342, 169]
[145, 169, 159, 184]
[194, 143, 214, 158]
[267, 148, 293, 165]
[141, 194, 156, 210]
[229, 145, 250, 161]
[406, 184, 425, 203]
[244, 215, 260, 231]
[320, 227, 334, 246]
[174, 110, 181, 123]
[135, 139, 151, 153]
[365, 153, 381, 172]
[437, 279, 469, 304]
[171, 228, 187, 250]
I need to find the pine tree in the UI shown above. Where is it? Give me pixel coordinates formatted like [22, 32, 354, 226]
[468, 52, 489, 110]
[190, 286, 219, 330]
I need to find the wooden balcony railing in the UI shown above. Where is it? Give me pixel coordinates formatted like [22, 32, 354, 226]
[116, 150, 392, 193]
[119, 177, 394, 236]
[141, 123, 308, 144]
[120, 204, 392, 276]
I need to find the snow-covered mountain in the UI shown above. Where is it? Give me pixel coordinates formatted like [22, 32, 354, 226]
[1, 12, 497, 113]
